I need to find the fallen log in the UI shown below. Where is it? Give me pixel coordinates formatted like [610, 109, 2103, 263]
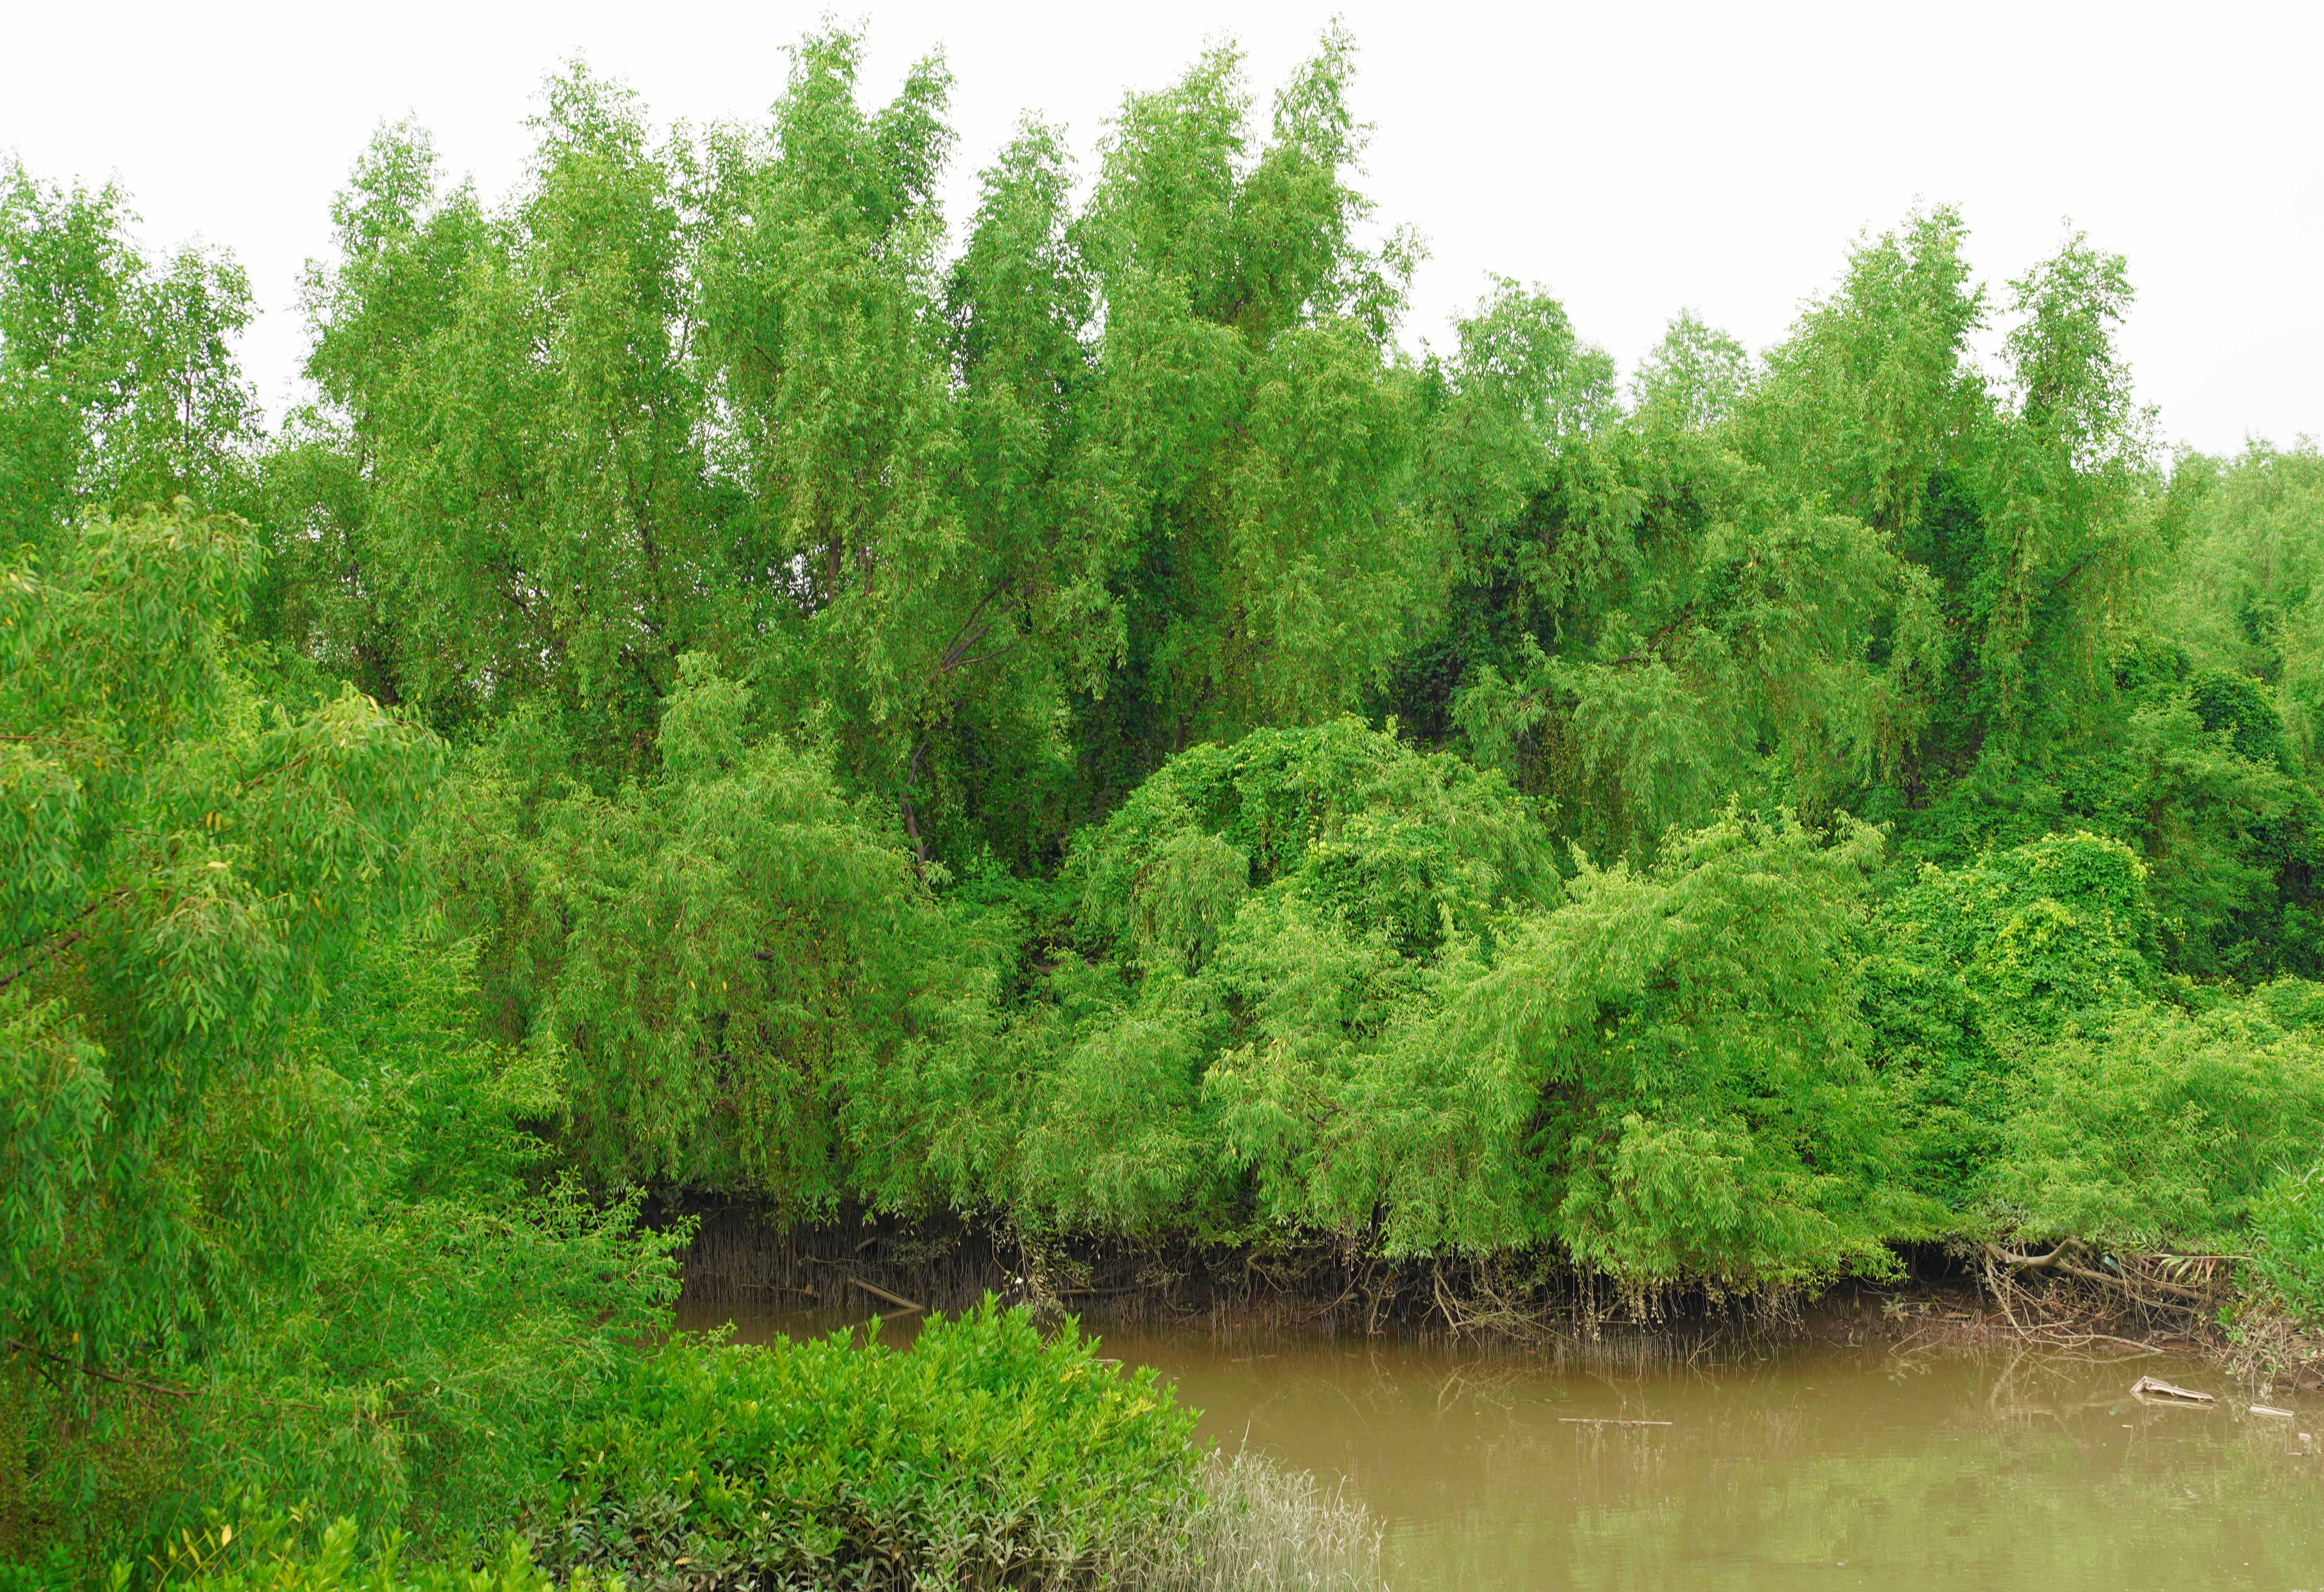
[847, 1277, 926, 1315]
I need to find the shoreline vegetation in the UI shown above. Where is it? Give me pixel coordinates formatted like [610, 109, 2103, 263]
[8, 19, 2324, 1590]
[671, 1204, 2324, 1385]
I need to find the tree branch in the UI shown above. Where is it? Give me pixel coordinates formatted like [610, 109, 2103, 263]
[1983, 1241, 2221, 1307]
[6, 1338, 192, 1401]
[0, 887, 131, 992]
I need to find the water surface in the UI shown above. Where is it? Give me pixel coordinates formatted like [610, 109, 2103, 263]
[678, 1297, 2324, 1590]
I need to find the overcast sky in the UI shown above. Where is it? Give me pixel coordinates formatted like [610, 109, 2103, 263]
[6, 0, 2318, 454]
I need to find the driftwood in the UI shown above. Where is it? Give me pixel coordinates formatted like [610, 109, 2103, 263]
[1558, 1417, 1673, 1427]
[1985, 1241, 2222, 1305]
[846, 1277, 926, 1316]
[2129, 1375, 2214, 1405]
[2251, 1403, 2295, 1419]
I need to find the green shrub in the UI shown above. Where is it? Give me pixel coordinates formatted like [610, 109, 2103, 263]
[2249, 1162, 2324, 1325]
[535, 1300, 1199, 1591]
[156, 1517, 608, 1592]
[184, 935, 686, 1554]
[1205, 806, 1930, 1284]
[1976, 994, 2324, 1249]
[1865, 831, 2160, 1202]
[1067, 718, 1557, 968]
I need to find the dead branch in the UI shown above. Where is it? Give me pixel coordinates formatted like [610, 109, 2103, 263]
[1987, 1241, 2217, 1303]
[845, 1277, 925, 1315]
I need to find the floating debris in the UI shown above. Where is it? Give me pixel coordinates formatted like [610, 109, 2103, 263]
[846, 1277, 926, 1315]
[2129, 1376, 2214, 1405]
[1558, 1417, 1674, 1427]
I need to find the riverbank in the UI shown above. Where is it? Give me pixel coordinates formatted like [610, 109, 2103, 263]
[672, 1204, 2324, 1392]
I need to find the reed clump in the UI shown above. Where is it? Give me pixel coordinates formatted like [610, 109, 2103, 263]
[1127, 1448, 1387, 1592]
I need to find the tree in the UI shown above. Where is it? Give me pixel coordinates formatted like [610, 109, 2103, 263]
[2, 501, 442, 1378]
[0, 165, 260, 561]
[1066, 30, 1426, 804]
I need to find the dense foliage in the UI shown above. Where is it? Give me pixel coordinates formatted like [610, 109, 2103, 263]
[539, 1303, 1196, 1590]
[7, 21, 2324, 1587]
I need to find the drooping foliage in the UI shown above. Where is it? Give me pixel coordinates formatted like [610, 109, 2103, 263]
[469, 656, 949, 1211]
[930, 719, 1559, 1238]
[1980, 990, 2324, 1251]
[174, 933, 686, 1552]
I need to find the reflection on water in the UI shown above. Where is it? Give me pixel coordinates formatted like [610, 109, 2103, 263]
[675, 1298, 2324, 1591]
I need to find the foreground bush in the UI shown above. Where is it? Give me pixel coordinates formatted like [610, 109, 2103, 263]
[93, 1301, 1379, 1592]
[154, 1525, 605, 1592]
[159, 1450, 1376, 1590]
[534, 1301, 1201, 1591]
[159, 1448, 1383, 1592]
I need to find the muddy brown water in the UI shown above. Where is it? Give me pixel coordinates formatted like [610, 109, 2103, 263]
[675, 1296, 2324, 1590]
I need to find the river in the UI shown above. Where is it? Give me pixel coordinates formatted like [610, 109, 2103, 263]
[675, 1297, 2324, 1589]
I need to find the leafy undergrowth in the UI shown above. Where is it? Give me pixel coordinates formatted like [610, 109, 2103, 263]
[2228, 1162, 2324, 1388]
[140, 1303, 1384, 1592]
[533, 1299, 1198, 1590]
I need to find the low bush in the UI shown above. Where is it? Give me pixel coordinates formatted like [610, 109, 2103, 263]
[1975, 993, 2324, 1250]
[533, 1299, 1201, 1591]
[149, 1446, 1385, 1592]
[2249, 1162, 2324, 1324]
[152, 1518, 608, 1592]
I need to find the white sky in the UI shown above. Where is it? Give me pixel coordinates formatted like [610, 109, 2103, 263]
[6, 0, 2319, 455]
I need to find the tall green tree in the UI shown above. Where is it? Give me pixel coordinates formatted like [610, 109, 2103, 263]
[258, 119, 485, 706]
[0, 165, 260, 561]
[281, 69, 710, 758]
[2, 502, 442, 1377]
[1065, 31, 1426, 805]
